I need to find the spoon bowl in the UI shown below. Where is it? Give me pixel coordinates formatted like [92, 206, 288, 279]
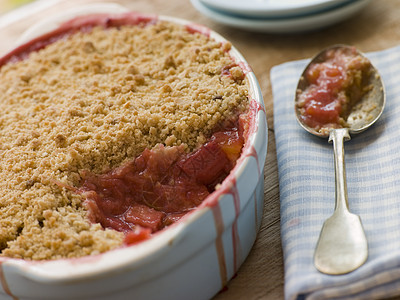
[295, 44, 385, 138]
[295, 45, 386, 275]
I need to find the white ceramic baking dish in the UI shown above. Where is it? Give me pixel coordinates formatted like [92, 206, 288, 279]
[0, 3, 268, 300]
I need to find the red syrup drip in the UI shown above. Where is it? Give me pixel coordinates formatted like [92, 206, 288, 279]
[207, 178, 242, 287]
[227, 179, 241, 274]
[211, 204, 228, 288]
[0, 262, 18, 300]
[256, 101, 266, 115]
[247, 97, 265, 117]
[244, 145, 260, 175]
[244, 100, 263, 238]
[238, 99, 263, 175]
[246, 99, 264, 133]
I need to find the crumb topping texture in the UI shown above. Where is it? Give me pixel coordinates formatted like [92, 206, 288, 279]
[0, 21, 249, 260]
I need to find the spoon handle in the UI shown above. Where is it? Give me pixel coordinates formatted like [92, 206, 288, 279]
[329, 128, 351, 214]
[314, 128, 368, 275]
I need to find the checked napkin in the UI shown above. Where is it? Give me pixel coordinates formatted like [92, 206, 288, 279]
[271, 45, 400, 300]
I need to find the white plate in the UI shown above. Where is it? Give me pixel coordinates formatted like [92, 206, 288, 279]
[199, 0, 352, 18]
[191, 0, 371, 34]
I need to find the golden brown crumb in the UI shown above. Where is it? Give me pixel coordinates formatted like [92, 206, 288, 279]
[0, 21, 248, 260]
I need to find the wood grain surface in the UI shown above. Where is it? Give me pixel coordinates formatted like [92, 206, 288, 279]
[1, 1, 400, 299]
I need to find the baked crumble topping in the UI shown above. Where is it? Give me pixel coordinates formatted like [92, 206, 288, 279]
[0, 20, 249, 260]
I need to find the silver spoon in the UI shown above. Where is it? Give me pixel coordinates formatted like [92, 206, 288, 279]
[294, 45, 385, 275]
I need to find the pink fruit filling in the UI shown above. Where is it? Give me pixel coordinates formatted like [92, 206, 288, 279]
[78, 119, 246, 245]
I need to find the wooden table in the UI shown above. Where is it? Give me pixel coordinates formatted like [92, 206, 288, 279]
[1, 0, 400, 299]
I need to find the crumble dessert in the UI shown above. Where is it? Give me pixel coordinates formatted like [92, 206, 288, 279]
[0, 15, 249, 260]
[296, 46, 372, 134]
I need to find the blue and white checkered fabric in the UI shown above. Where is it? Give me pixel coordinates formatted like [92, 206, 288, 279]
[271, 45, 400, 300]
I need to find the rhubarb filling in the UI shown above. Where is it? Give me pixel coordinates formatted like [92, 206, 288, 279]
[296, 46, 372, 133]
[78, 119, 245, 245]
